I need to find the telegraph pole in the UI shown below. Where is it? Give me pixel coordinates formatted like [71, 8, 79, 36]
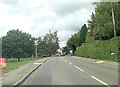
[112, 8, 117, 37]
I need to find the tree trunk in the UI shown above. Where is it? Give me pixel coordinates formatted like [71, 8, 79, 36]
[17, 57, 20, 61]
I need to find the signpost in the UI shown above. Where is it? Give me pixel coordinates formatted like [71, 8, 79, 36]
[34, 40, 38, 58]
[0, 58, 6, 69]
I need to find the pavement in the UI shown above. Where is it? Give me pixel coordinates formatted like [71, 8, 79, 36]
[21, 56, 118, 86]
[1, 57, 49, 86]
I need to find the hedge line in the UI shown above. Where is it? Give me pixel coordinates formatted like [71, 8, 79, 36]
[75, 37, 120, 62]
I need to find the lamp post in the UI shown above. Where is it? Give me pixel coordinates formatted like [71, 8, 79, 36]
[34, 40, 38, 58]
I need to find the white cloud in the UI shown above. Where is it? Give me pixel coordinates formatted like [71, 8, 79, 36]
[0, 0, 95, 47]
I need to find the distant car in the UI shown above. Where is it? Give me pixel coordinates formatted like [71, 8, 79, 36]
[55, 54, 60, 56]
[61, 54, 65, 56]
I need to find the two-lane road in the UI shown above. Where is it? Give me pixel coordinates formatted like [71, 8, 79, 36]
[22, 56, 118, 86]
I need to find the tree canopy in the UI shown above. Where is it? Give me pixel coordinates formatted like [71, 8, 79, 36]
[88, 2, 120, 40]
[43, 30, 59, 55]
[66, 24, 87, 54]
[37, 37, 46, 57]
[2, 29, 35, 61]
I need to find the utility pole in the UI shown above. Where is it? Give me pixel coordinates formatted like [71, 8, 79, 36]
[112, 8, 117, 37]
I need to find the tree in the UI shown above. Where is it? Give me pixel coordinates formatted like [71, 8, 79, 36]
[87, 12, 96, 36]
[43, 30, 59, 55]
[2, 29, 35, 61]
[91, 2, 120, 40]
[62, 46, 70, 55]
[79, 24, 88, 43]
[67, 34, 77, 54]
[37, 37, 46, 57]
[66, 24, 87, 55]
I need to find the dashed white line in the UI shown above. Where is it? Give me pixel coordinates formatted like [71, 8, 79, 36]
[91, 76, 109, 86]
[63, 59, 110, 87]
[69, 62, 72, 65]
[65, 60, 67, 62]
[0, 78, 3, 80]
[74, 66, 84, 72]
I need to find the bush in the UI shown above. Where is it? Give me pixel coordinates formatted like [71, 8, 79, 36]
[75, 37, 120, 62]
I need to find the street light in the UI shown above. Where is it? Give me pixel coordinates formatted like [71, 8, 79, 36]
[34, 40, 38, 58]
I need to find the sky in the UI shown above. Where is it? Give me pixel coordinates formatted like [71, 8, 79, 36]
[0, 0, 97, 47]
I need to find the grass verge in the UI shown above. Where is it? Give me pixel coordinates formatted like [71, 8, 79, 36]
[2, 57, 45, 74]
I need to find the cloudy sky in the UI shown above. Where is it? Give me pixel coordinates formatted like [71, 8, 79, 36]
[0, 0, 97, 47]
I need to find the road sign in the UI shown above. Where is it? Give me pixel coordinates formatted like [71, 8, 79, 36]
[111, 53, 114, 55]
[0, 58, 6, 69]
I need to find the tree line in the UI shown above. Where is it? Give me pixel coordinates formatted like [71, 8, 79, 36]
[2, 29, 59, 61]
[88, 2, 120, 40]
[63, 24, 87, 54]
[64, 1, 120, 55]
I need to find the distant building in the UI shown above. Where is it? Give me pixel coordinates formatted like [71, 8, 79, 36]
[57, 48, 63, 55]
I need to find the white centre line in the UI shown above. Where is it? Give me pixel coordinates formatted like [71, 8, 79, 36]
[91, 76, 109, 86]
[0, 78, 3, 80]
[69, 62, 72, 65]
[65, 60, 67, 62]
[74, 65, 84, 72]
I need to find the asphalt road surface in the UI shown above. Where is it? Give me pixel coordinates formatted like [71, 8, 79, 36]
[22, 56, 118, 86]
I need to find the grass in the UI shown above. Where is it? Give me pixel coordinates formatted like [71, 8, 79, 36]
[2, 57, 45, 74]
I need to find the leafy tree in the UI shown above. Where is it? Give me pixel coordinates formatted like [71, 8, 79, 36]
[2, 29, 35, 61]
[87, 12, 96, 36]
[43, 30, 59, 55]
[67, 34, 77, 54]
[62, 46, 70, 55]
[79, 24, 88, 43]
[90, 2, 120, 40]
[37, 37, 46, 57]
[66, 24, 87, 54]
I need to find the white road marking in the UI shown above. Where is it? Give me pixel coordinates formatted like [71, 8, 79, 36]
[0, 78, 3, 80]
[74, 66, 84, 72]
[65, 60, 67, 62]
[34, 63, 42, 65]
[95, 61, 105, 64]
[69, 62, 72, 65]
[91, 76, 108, 86]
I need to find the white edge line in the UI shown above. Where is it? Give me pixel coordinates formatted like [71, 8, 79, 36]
[91, 76, 108, 86]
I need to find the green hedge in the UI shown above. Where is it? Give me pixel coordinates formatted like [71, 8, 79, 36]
[75, 37, 120, 62]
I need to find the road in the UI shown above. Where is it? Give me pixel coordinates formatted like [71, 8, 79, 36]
[22, 56, 118, 86]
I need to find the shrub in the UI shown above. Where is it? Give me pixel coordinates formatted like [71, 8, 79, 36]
[75, 37, 120, 62]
